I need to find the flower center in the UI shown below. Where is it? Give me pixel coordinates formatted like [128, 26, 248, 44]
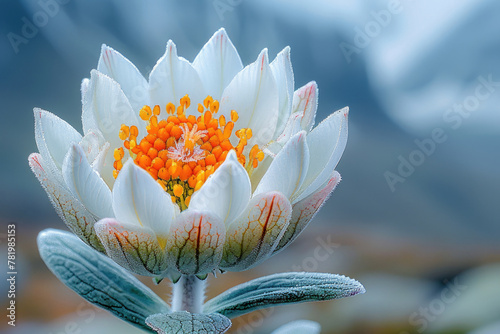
[113, 95, 264, 210]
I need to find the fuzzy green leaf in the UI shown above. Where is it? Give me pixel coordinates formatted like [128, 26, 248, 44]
[204, 272, 364, 318]
[38, 228, 170, 332]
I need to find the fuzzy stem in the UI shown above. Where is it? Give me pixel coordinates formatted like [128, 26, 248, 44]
[171, 275, 206, 313]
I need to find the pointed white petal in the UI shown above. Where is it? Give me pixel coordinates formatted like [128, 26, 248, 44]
[274, 171, 341, 255]
[249, 154, 272, 192]
[167, 210, 225, 275]
[98, 44, 149, 112]
[254, 131, 309, 200]
[193, 28, 243, 100]
[81, 78, 90, 107]
[29, 153, 104, 252]
[112, 160, 176, 236]
[149, 40, 205, 115]
[189, 150, 251, 226]
[95, 219, 168, 276]
[221, 191, 292, 271]
[62, 144, 113, 219]
[79, 131, 105, 165]
[266, 111, 303, 156]
[270, 46, 294, 139]
[292, 81, 318, 132]
[295, 108, 348, 202]
[99, 144, 117, 188]
[82, 70, 140, 144]
[219, 49, 279, 148]
[34, 108, 82, 180]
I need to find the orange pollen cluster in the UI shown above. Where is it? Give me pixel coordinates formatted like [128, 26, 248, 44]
[113, 94, 265, 210]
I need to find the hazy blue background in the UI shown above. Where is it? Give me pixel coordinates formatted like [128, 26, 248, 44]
[1, 0, 499, 333]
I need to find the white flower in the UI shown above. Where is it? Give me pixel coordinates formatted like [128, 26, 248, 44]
[29, 28, 348, 279]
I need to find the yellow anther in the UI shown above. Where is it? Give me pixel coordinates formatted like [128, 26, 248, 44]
[130, 139, 137, 149]
[140, 106, 152, 120]
[115, 160, 123, 170]
[231, 110, 239, 122]
[194, 180, 203, 192]
[113, 147, 124, 161]
[177, 105, 184, 115]
[173, 184, 184, 197]
[203, 96, 213, 108]
[113, 170, 119, 178]
[166, 102, 176, 114]
[246, 128, 253, 139]
[130, 125, 139, 137]
[219, 115, 226, 127]
[210, 100, 219, 114]
[180, 95, 191, 109]
[150, 116, 158, 128]
[198, 103, 204, 113]
[119, 125, 130, 140]
[153, 105, 161, 116]
[257, 151, 265, 161]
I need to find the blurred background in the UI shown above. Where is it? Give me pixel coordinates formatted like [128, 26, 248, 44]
[1, 0, 499, 333]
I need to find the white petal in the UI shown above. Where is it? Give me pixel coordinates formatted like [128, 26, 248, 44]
[90, 142, 110, 174]
[270, 46, 294, 139]
[254, 131, 309, 200]
[34, 108, 82, 176]
[97, 44, 149, 111]
[219, 49, 279, 148]
[189, 150, 251, 226]
[79, 131, 105, 164]
[95, 219, 168, 276]
[265, 111, 303, 156]
[295, 107, 348, 202]
[167, 210, 225, 275]
[249, 154, 272, 192]
[149, 40, 205, 116]
[220, 191, 292, 271]
[112, 160, 176, 236]
[62, 144, 113, 219]
[192, 28, 243, 100]
[81, 78, 90, 106]
[292, 81, 318, 132]
[82, 70, 140, 146]
[29, 153, 104, 252]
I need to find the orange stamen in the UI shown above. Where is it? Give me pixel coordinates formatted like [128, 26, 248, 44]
[113, 94, 265, 210]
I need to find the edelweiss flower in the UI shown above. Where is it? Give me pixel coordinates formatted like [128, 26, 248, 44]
[29, 28, 348, 280]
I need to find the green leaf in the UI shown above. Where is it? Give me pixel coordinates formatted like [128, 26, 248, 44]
[204, 272, 365, 318]
[38, 228, 170, 332]
[146, 311, 231, 334]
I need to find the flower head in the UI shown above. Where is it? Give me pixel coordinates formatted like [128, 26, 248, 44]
[29, 28, 348, 280]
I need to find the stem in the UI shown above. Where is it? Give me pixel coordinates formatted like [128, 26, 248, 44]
[171, 275, 206, 313]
